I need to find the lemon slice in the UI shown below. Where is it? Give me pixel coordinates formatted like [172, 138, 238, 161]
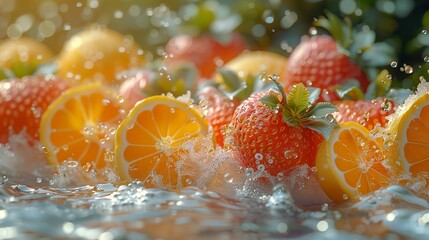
[39, 83, 127, 170]
[316, 122, 393, 202]
[386, 83, 429, 184]
[114, 95, 208, 189]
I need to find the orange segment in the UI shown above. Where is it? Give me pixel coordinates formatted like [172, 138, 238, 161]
[115, 95, 208, 189]
[316, 122, 395, 203]
[39, 84, 127, 170]
[386, 88, 429, 183]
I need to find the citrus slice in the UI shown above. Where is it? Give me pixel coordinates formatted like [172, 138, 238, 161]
[386, 82, 429, 184]
[114, 95, 208, 189]
[316, 122, 393, 203]
[39, 84, 127, 170]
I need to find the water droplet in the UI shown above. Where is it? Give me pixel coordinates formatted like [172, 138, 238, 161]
[255, 153, 264, 161]
[308, 27, 318, 35]
[67, 160, 79, 168]
[116, 95, 125, 104]
[245, 168, 254, 176]
[284, 149, 297, 159]
[404, 65, 414, 74]
[224, 173, 234, 183]
[381, 99, 393, 112]
[102, 99, 111, 105]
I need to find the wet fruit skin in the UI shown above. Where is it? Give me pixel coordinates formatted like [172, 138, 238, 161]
[198, 86, 241, 147]
[0, 75, 69, 143]
[282, 35, 370, 102]
[228, 91, 324, 176]
[332, 98, 395, 130]
[57, 25, 146, 85]
[164, 32, 248, 79]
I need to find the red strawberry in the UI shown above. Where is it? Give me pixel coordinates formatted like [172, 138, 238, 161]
[198, 68, 263, 147]
[332, 98, 395, 130]
[164, 32, 247, 79]
[199, 86, 240, 147]
[227, 77, 338, 176]
[0, 75, 69, 143]
[283, 35, 369, 102]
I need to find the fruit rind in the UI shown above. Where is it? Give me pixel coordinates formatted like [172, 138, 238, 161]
[114, 95, 209, 182]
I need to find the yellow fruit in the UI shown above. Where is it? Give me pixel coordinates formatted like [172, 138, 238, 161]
[215, 50, 288, 83]
[39, 84, 128, 171]
[316, 122, 394, 203]
[57, 25, 146, 85]
[115, 95, 208, 188]
[0, 37, 54, 76]
[385, 82, 429, 184]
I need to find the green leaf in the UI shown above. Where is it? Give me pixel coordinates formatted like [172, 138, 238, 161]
[349, 29, 376, 57]
[304, 117, 338, 140]
[303, 102, 338, 119]
[337, 86, 365, 100]
[34, 63, 58, 76]
[281, 105, 300, 127]
[260, 94, 280, 109]
[360, 42, 396, 67]
[334, 79, 365, 100]
[307, 87, 321, 104]
[0, 68, 14, 80]
[386, 88, 413, 105]
[218, 67, 242, 91]
[287, 83, 309, 115]
[10, 62, 37, 78]
[314, 11, 352, 49]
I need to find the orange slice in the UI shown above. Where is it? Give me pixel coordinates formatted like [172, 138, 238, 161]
[39, 84, 127, 170]
[386, 82, 429, 184]
[316, 122, 394, 203]
[114, 95, 208, 189]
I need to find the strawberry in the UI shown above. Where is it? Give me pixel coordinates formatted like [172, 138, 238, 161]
[332, 98, 395, 130]
[0, 75, 69, 143]
[164, 32, 247, 79]
[199, 86, 240, 147]
[199, 68, 266, 147]
[227, 76, 338, 176]
[282, 12, 395, 102]
[283, 35, 369, 102]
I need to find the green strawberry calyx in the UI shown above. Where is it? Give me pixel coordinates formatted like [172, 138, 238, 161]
[211, 67, 274, 101]
[260, 75, 339, 140]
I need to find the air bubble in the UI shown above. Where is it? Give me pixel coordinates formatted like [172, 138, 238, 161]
[390, 61, 398, 68]
[381, 99, 393, 112]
